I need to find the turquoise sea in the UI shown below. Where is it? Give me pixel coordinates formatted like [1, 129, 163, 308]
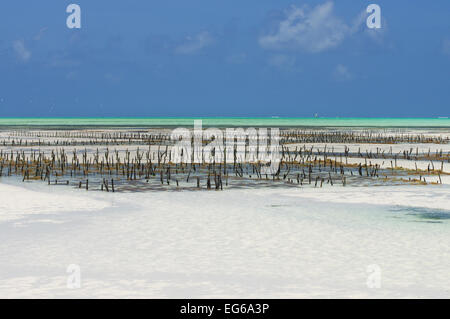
[0, 117, 449, 128]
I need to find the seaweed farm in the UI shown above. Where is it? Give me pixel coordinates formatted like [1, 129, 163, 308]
[0, 127, 449, 193]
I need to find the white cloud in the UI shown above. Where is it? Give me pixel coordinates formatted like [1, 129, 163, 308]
[175, 31, 214, 55]
[13, 40, 31, 62]
[34, 27, 48, 41]
[259, 2, 348, 53]
[259, 2, 361, 53]
[268, 54, 296, 69]
[332, 64, 352, 81]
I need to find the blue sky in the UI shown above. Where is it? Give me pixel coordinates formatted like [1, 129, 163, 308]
[0, 0, 449, 117]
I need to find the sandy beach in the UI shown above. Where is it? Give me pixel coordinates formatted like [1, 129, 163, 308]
[0, 125, 449, 298]
[0, 180, 449, 298]
[3, 0, 450, 304]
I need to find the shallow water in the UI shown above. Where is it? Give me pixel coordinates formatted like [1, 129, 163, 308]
[389, 206, 450, 224]
[0, 117, 450, 128]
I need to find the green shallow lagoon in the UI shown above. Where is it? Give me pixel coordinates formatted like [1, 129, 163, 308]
[0, 117, 449, 128]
